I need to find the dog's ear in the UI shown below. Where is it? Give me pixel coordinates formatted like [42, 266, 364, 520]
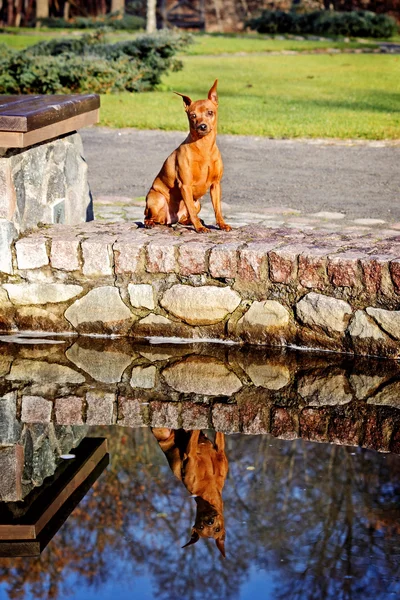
[182, 531, 199, 549]
[174, 92, 192, 109]
[208, 79, 218, 105]
[216, 537, 225, 558]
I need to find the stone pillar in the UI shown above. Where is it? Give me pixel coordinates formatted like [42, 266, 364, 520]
[0, 132, 93, 275]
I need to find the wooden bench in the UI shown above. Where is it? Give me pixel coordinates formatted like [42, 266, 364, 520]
[0, 94, 99, 148]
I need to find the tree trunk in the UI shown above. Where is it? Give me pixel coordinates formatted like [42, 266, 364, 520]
[111, 0, 124, 14]
[36, 0, 49, 20]
[63, 1, 70, 20]
[146, 0, 156, 33]
[7, 0, 14, 25]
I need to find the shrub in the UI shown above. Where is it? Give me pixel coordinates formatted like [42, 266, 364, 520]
[0, 30, 191, 94]
[40, 13, 145, 31]
[247, 10, 398, 39]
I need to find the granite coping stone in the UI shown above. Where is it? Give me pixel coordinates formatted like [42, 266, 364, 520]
[1, 222, 400, 358]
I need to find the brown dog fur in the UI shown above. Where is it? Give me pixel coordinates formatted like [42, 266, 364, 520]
[144, 80, 231, 233]
[152, 428, 228, 557]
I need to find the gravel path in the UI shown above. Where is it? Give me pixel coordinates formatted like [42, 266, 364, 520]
[82, 127, 400, 229]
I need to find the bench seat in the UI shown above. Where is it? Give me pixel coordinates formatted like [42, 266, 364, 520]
[0, 94, 100, 148]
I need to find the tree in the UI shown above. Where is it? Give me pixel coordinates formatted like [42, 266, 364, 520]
[147, 0, 157, 32]
[111, 0, 125, 14]
[36, 0, 49, 21]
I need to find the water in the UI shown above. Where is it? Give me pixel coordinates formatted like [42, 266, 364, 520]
[1, 337, 400, 599]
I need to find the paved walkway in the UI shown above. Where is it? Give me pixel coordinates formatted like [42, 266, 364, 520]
[82, 127, 400, 233]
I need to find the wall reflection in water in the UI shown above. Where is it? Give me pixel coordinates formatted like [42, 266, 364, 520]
[1, 426, 399, 600]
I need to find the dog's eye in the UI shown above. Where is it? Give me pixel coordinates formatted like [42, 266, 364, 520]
[190, 113, 196, 119]
[208, 111, 214, 116]
[215, 527, 220, 533]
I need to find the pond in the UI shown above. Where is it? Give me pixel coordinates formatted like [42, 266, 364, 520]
[0, 336, 400, 600]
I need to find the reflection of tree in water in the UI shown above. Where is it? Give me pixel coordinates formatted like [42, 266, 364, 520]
[1, 427, 400, 600]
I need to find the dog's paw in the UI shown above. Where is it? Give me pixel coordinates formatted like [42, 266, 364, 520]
[218, 222, 232, 232]
[196, 225, 211, 233]
[144, 219, 156, 229]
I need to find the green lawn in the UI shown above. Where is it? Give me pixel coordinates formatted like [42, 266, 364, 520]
[1, 29, 398, 139]
[100, 54, 400, 139]
[185, 33, 378, 54]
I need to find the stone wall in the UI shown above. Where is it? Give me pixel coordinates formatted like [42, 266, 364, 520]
[0, 403, 87, 502]
[1, 338, 400, 456]
[1, 222, 400, 359]
[0, 132, 93, 275]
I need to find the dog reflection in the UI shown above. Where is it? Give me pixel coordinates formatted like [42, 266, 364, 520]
[152, 428, 228, 557]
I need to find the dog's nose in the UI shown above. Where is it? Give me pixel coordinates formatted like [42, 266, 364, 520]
[199, 123, 207, 132]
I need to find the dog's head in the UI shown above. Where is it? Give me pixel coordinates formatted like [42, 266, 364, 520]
[182, 499, 226, 558]
[175, 80, 219, 138]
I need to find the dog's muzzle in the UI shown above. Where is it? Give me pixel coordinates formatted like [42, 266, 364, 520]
[198, 123, 208, 132]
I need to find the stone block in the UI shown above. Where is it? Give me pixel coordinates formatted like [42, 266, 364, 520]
[329, 415, 363, 447]
[242, 361, 290, 390]
[21, 395, 52, 423]
[240, 402, 270, 435]
[209, 243, 242, 278]
[160, 284, 241, 325]
[178, 242, 213, 276]
[64, 286, 135, 335]
[296, 292, 352, 334]
[163, 356, 242, 396]
[0, 445, 24, 501]
[367, 382, 400, 409]
[4, 283, 83, 305]
[146, 237, 180, 273]
[238, 242, 275, 282]
[298, 247, 329, 288]
[55, 396, 83, 425]
[236, 300, 291, 343]
[271, 407, 298, 440]
[114, 238, 146, 274]
[66, 342, 132, 383]
[0, 392, 21, 444]
[327, 252, 365, 287]
[131, 365, 157, 389]
[0, 219, 17, 274]
[7, 359, 85, 384]
[118, 397, 147, 427]
[50, 238, 80, 271]
[86, 392, 115, 425]
[128, 283, 155, 310]
[363, 413, 393, 452]
[181, 402, 210, 430]
[212, 403, 240, 434]
[150, 401, 180, 428]
[82, 237, 114, 276]
[389, 259, 400, 293]
[366, 307, 400, 340]
[300, 408, 330, 442]
[15, 236, 48, 269]
[268, 244, 303, 284]
[360, 255, 390, 294]
[298, 373, 352, 406]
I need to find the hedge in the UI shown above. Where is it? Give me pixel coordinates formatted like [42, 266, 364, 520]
[247, 10, 398, 38]
[0, 30, 190, 94]
[39, 13, 145, 31]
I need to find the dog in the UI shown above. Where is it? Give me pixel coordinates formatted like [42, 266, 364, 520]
[152, 428, 228, 557]
[144, 80, 231, 233]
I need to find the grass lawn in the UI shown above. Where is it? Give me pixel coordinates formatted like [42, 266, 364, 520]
[0, 27, 379, 52]
[100, 54, 400, 139]
[1, 28, 398, 139]
[185, 33, 378, 54]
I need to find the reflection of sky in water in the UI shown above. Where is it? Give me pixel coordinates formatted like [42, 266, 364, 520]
[1, 429, 400, 600]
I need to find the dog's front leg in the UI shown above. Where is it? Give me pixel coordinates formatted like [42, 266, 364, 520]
[180, 184, 209, 233]
[210, 182, 231, 231]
